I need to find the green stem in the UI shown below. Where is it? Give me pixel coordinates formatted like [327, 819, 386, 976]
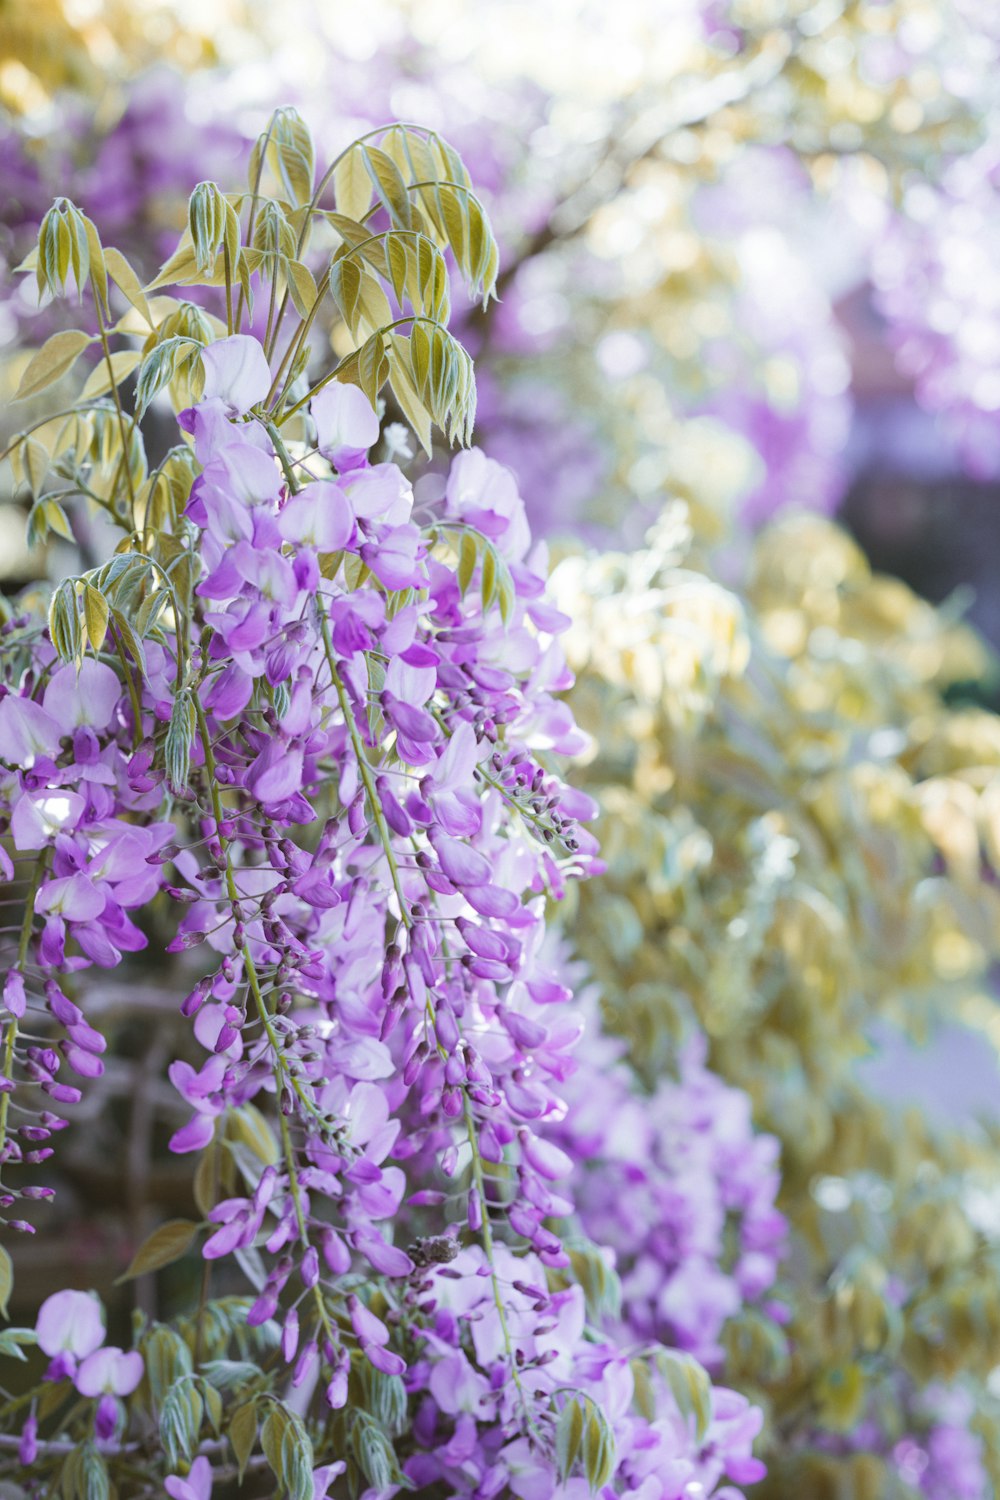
[92, 274, 137, 519]
[262, 270, 279, 360]
[193, 1128, 221, 1367]
[277, 315, 423, 426]
[192, 699, 335, 1352]
[235, 114, 279, 333]
[192, 701, 322, 1128]
[318, 613, 411, 932]
[113, 629, 143, 750]
[223, 244, 234, 337]
[0, 855, 48, 1194]
[263, 423, 300, 496]
[460, 1091, 539, 1438]
[279, 1109, 335, 1346]
[265, 268, 330, 412]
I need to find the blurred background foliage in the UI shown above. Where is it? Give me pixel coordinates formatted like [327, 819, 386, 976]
[554, 509, 1000, 1491]
[5, 0, 1000, 1494]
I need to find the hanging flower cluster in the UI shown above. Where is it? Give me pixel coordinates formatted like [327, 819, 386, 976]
[0, 114, 774, 1497]
[552, 506, 1000, 1496]
[556, 985, 787, 1371]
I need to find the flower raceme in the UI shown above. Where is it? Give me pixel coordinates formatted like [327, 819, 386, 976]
[0, 113, 775, 1494]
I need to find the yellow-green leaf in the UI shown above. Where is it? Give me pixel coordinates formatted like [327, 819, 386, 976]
[229, 1103, 279, 1166]
[83, 584, 110, 653]
[286, 259, 318, 320]
[362, 145, 413, 230]
[105, 247, 152, 325]
[14, 329, 92, 402]
[116, 1219, 199, 1283]
[0, 1244, 12, 1320]
[386, 334, 432, 456]
[81, 350, 142, 401]
[458, 531, 478, 596]
[261, 1402, 313, 1500]
[83, 215, 108, 318]
[481, 543, 498, 611]
[230, 1399, 258, 1483]
[330, 256, 363, 340]
[23, 437, 49, 497]
[43, 500, 75, 543]
[334, 146, 373, 221]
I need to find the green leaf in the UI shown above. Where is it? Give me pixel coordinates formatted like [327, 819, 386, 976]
[134, 336, 202, 420]
[81, 349, 141, 402]
[362, 145, 413, 230]
[36, 198, 91, 303]
[43, 499, 76, 543]
[230, 1398, 258, 1483]
[141, 1323, 193, 1413]
[0, 1327, 36, 1360]
[265, 108, 315, 207]
[165, 690, 196, 795]
[352, 1412, 395, 1492]
[147, 241, 228, 291]
[83, 585, 110, 654]
[356, 272, 393, 336]
[334, 146, 374, 221]
[160, 1375, 203, 1470]
[555, 1398, 585, 1481]
[286, 259, 318, 319]
[201, 1376, 223, 1434]
[330, 256, 363, 340]
[105, 247, 152, 325]
[14, 329, 92, 401]
[386, 334, 432, 457]
[201, 1359, 263, 1392]
[386, 234, 409, 308]
[193, 1141, 219, 1219]
[355, 332, 389, 409]
[458, 531, 478, 596]
[582, 1399, 616, 1491]
[60, 1441, 109, 1500]
[261, 1400, 314, 1500]
[481, 543, 498, 613]
[654, 1349, 714, 1444]
[22, 437, 49, 497]
[48, 579, 82, 663]
[82, 215, 108, 318]
[0, 1245, 12, 1321]
[229, 1103, 280, 1166]
[325, 212, 389, 275]
[188, 181, 233, 276]
[117, 1218, 198, 1284]
[111, 608, 148, 676]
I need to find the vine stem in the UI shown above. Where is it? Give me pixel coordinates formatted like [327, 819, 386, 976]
[266, 420, 413, 938]
[191, 701, 320, 1126]
[264, 267, 330, 412]
[91, 271, 137, 520]
[0, 855, 47, 1196]
[191, 700, 333, 1345]
[234, 111, 279, 334]
[460, 1091, 541, 1442]
[318, 614, 412, 934]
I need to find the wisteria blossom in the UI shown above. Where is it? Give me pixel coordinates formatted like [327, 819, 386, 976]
[0, 113, 775, 1494]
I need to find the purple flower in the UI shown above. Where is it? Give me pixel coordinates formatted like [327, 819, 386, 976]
[312, 381, 380, 470]
[201, 334, 272, 415]
[75, 1347, 143, 1398]
[36, 1290, 105, 1362]
[165, 1455, 213, 1500]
